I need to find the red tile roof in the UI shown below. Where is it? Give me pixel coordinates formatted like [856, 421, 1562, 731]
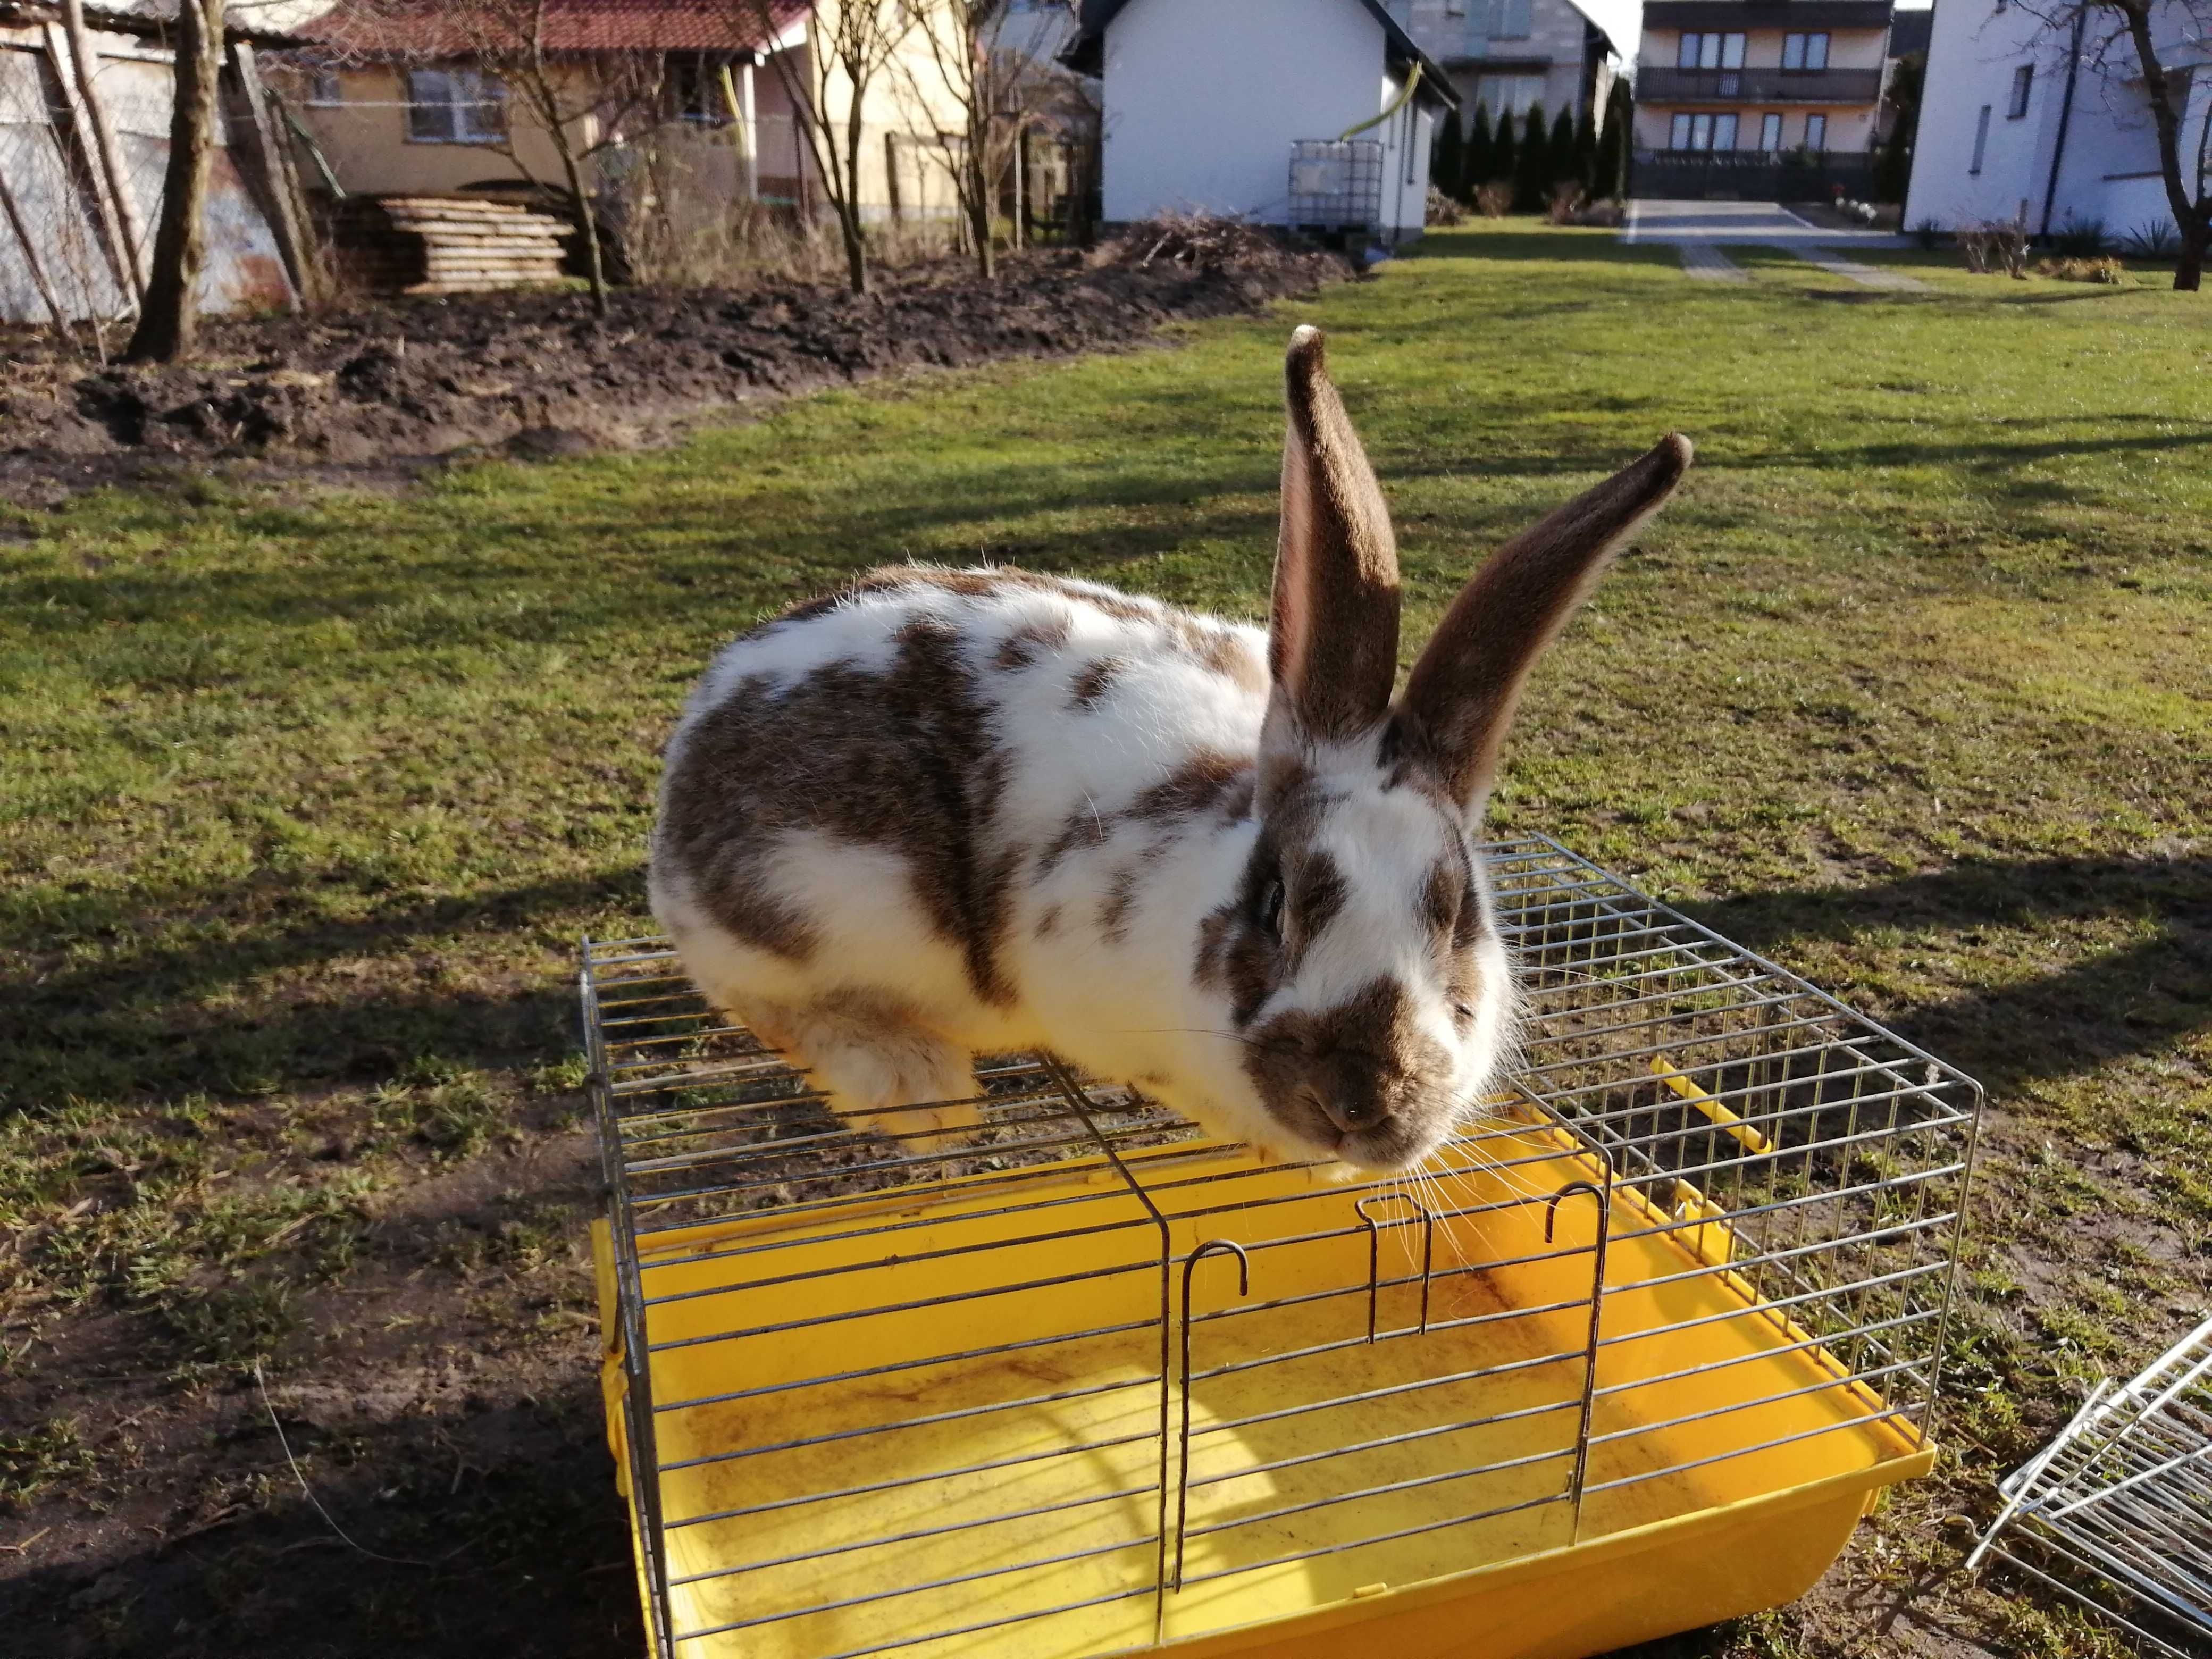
[299, 0, 808, 57]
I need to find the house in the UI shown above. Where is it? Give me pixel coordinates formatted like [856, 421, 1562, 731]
[1630, 0, 1896, 198]
[1063, 0, 1460, 244]
[281, 0, 970, 224]
[0, 0, 317, 323]
[1382, 0, 1624, 131]
[1901, 0, 2208, 239]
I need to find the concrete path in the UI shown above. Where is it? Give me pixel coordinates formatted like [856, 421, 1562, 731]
[1677, 242, 1748, 283]
[1624, 199, 1926, 289]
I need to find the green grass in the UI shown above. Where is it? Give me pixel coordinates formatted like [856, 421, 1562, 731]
[3, 223, 2209, 1654]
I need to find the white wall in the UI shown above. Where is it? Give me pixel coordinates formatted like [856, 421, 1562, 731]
[1905, 0, 2210, 237]
[1101, 0, 1401, 228]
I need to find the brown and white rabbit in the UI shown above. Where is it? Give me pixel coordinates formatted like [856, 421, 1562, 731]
[650, 327, 1690, 1173]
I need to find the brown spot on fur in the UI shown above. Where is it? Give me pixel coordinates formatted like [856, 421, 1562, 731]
[1295, 851, 1348, 957]
[1069, 655, 1122, 711]
[1422, 858, 1463, 938]
[1036, 808, 1112, 878]
[1131, 751, 1252, 823]
[1035, 904, 1061, 939]
[656, 611, 1022, 1006]
[1099, 866, 1140, 943]
[994, 614, 1072, 672]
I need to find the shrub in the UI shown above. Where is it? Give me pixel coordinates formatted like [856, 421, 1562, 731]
[1913, 217, 1942, 250]
[2034, 255, 2125, 284]
[1426, 186, 1467, 227]
[2121, 217, 2179, 258]
[1545, 182, 1587, 225]
[1432, 112, 1465, 203]
[1959, 217, 2029, 278]
[1474, 181, 1514, 219]
[2052, 213, 2107, 256]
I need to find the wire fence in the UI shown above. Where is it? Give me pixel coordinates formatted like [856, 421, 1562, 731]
[1, 24, 299, 332]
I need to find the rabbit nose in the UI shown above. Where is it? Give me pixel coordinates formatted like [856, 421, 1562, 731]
[1309, 1056, 1392, 1136]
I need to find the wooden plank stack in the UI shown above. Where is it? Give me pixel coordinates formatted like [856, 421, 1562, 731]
[332, 196, 572, 296]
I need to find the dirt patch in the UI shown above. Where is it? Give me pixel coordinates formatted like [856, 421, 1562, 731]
[0, 232, 1352, 509]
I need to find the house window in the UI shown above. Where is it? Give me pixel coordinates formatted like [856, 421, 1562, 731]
[307, 70, 342, 106]
[2008, 64, 2033, 118]
[1968, 104, 1991, 173]
[1444, 0, 1467, 14]
[1713, 112, 1740, 148]
[1671, 112, 1691, 148]
[1493, 0, 1532, 41]
[1782, 32, 1830, 71]
[670, 54, 734, 124]
[1678, 31, 1745, 69]
[1759, 112, 1783, 149]
[1804, 112, 1827, 149]
[1476, 73, 1546, 118]
[406, 68, 506, 144]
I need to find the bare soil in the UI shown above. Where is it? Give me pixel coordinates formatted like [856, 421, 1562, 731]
[0, 235, 1352, 508]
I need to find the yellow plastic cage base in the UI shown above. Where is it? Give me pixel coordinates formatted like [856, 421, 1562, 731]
[593, 1115, 1933, 1659]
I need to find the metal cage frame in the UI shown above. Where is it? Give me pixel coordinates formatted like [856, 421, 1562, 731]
[1287, 138, 1384, 236]
[582, 835, 1984, 1659]
[1970, 1315, 2212, 1658]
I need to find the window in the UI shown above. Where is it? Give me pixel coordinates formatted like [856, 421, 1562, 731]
[307, 70, 341, 106]
[1493, 0, 1532, 40]
[1444, 0, 1467, 14]
[671, 54, 734, 125]
[1804, 112, 1827, 149]
[1671, 112, 1692, 148]
[1782, 32, 1830, 70]
[1677, 31, 1745, 69]
[2008, 63, 2033, 118]
[1713, 112, 1740, 148]
[1968, 104, 1991, 173]
[1476, 73, 1547, 117]
[1759, 111, 1783, 149]
[406, 68, 506, 144]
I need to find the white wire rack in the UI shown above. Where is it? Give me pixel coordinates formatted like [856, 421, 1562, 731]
[582, 834, 1984, 1659]
[1971, 1315, 2212, 1658]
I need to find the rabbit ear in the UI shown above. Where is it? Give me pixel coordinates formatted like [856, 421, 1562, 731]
[1267, 327, 1401, 746]
[1395, 434, 1693, 816]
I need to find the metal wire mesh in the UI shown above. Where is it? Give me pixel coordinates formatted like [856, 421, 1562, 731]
[1971, 1316, 2212, 1658]
[583, 834, 1983, 1659]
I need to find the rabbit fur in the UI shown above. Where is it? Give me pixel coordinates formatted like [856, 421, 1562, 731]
[651, 327, 1691, 1172]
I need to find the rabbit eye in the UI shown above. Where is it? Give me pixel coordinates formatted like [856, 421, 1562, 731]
[1452, 1001, 1476, 1024]
[1260, 880, 1286, 940]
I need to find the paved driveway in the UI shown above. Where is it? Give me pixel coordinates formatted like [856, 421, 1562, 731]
[1622, 199, 1912, 249]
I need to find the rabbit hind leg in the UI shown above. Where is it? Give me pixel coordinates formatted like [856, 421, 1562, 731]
[775, 991, 983, 1147]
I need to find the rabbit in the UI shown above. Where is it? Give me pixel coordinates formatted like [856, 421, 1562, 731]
[649, 325, 1691, 1173]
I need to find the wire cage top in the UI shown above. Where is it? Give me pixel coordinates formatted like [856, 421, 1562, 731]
[583, 836, 1983, 1659]
[1970, 1313, 2212, 1658]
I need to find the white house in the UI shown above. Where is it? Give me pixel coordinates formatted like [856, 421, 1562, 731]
[1903, 0, 2209, 239]
[1063, 0, 1462, 243]
[1385, 0, 1626, 129]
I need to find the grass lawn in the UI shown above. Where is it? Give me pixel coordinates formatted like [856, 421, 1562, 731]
[3, 222, 2208, 1657]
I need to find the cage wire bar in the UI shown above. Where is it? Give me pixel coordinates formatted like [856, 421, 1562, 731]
[583, 834, 1984, 1659]
[1968, 1315, 2212, 1658]
[1287, 138, 1382, 237]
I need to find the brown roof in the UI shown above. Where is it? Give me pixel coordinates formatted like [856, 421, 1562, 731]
[298, 0, 808, 57]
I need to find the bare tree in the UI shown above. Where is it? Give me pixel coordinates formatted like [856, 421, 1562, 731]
[429, 0, 669, 315]
[2018, 0, 2212, 289]
[127, 0, 225, 361]
[738, 0, 918, 294]
[891, 0, 1075, 278]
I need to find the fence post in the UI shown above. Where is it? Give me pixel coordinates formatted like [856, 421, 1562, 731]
[41, 16, 143, 295]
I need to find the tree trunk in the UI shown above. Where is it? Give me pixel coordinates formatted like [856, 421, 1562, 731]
[127, 0, 222, 362]
[840, 100, 869, 294]
[839, 202, 868, 292]
[2179, 211, 2207, 292]
[967, 138, 994, 280]
[552, 132, 609, 316]
[2114, 0, 2208, 294]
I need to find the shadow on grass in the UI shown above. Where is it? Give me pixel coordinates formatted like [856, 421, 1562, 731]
[1683, 851, 2212, 1098]
[3, 868, 644, 1111]
[0, 1381, 643, 1659]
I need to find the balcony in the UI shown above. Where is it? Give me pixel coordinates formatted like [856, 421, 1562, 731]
[1643, 0, 1892, 24]
[1636, 66, 1885, 104]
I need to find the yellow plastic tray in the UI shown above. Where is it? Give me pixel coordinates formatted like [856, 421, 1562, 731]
[593, 1118, 1932, 1659]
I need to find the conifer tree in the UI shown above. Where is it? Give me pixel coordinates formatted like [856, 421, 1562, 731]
[1491, 105, 1518, 196]
[1433, 109, 1464, 202]
[1464, 102, 1494, 199]
[1514, 103, 1549, 211]
[1573, 104, 1598, 192]
[1549, 107, 1576, 186]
